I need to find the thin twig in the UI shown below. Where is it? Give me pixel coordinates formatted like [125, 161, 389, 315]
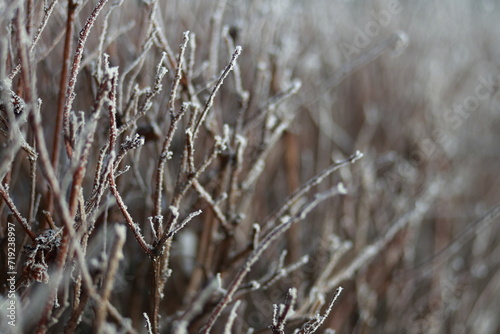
[325, 179, 442, 292]
[223, 300, 241, 334]
[200, 183, 350, 333]
[7, 0, 59, 82]
[296, 287, 343, 334]
[51, 0, 79, 173]
[62, 0, 109, 157]
[108, 160, 153, 256]
[270, 287, 297, 334]
[153, 103, 188, 234]
[263, 151, 362, 232]
[94, 224, 127, 332]
[0, 184, 36, 240]
[193, 46, 242, 138]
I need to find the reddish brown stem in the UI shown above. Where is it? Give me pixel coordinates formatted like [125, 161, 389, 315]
[62, 0, 109, 157]
[51, 0, 78, 170]
[0, 184, 36, 240]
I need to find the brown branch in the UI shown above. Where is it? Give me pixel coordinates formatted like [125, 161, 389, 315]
[68, 70, 113, 218]
[51, 0, 79, 172]
[62, 0, 109, 157]
[193, 46, 242, 138]
[0, 184, 36, 240]
[199, 183, 350, 333]
[270, 288, 297, 334]
[263, 151, 362, 232]
[94, 224, 127, 332]
[152, 33, 190, 227]
[108, 163, 153, 256]
[7, 0, 59, 82]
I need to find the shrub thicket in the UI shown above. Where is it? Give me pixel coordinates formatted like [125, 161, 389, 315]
[1, 1, 500, 333]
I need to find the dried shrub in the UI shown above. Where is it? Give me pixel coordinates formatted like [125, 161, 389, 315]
[1, 1, 500, 333]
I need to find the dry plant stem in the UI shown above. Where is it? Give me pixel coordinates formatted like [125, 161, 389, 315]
[169, 210, 202, 238]
[65, 68, 118, 328]
[108, 71, 118, 152]
[94, 224, 127, 333]
[81, 21, 134, 71]
[151, 200, 193, 334]
[7, 0, 59, 82]
[222, 27, 247, 102]
[246, 61, 271, 125]
[198, 210, 219, 282]
[222, 27, 249, 140]
[186, 32, 196, 83]
[144, 229, 172, 331]
[155, 206, 204, 253]
[160, 126, 229, 309]
[0, 184, 36, 239]
[184, 215, 216, 303]
[173, 277, 219, 334]
[51, 0, 78, 171]
[313, 238, 352, 293]
[151, 9, 176, 71]
[284, 131, 301, 263]
[65, 288, 89, 334]
[223, 300, 241, 334]
[68, 72, 112, 218]
[167, 138, 226, 223]
[19, 59, 84, 331]
[324, 179, 442, 292]
[270, 287, 297, 334]
[116, 52, 168, 134]
[260, 255, 309, 290]
[108, 162, 153, 256]
[226, 135, 246, 221]
[25, 92, 112, 334]
[47, 277, 71, 328]
[7, 3, 37, 244]
[208, 0, 227, 77]
[151, 259, 162, 334]
[167, 32, 189, 116]
[328, 32, 405, 88]
[31, 112, 100, 333]
[62, 0, 109, 157]
[144, 313, 153, 334]
[96, 0, 124, 82]
[15, 2, 34, 107]
[143, 0, 159, 40]
[118, 3, 160, 108]
[407, 204, 500, 279]
[70, 272, 85, 325]
[91, 147, 108, 193]
[79, 149, 110, 229]
[200, 182, 351, 334]
[296, 287, 343, 334]
[302, 31, 408, 109]
[37, 236, 71, 333]
[27, 137, 38, 224]
[241, 118, 297, 193]
[263, 151, 363, 232]
[193, 46, 242, 138]
[25, 0, 33, 36]
[243, 79, 301, 133]
[152, 29, 190, 227]
[118, 34, 155, 112]
[193, 179, 227, 226]
[184, 126, 196, 174]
